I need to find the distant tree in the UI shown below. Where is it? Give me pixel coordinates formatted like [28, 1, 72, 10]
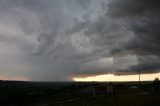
[153, 77, 160, 93]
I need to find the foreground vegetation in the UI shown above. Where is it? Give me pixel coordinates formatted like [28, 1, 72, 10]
[0, 80, 159, 106]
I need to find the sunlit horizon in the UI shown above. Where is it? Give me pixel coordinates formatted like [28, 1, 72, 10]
[0, 76, 29, 81]
[73, 73, 160, 82]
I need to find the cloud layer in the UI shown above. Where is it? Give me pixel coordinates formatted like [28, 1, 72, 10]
[0, 0, 160, 81]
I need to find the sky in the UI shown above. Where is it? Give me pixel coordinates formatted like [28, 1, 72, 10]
[0, 0, 160, 81]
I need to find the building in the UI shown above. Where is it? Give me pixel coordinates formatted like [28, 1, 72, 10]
[80, 84, 114, 96]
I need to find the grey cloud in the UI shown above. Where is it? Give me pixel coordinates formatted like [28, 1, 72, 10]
[0, 0, 101, 81]
[69, 0, 160, 76]
[107, 0, 160, 56]
[114, 55, 160, 75]
[64, 0, 91, 9]
[103, 0, 160, 75]
[107, 0, 160, 17]
[0, 0, 160, 81]
[0, 34, 36, 53]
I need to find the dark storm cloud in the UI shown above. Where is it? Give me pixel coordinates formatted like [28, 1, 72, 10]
[106, 0, 160, 75]
[71, 0, 160, 76]
[0, 0, 105, 81]
[0, 0, 160, 81]
[114, 56, 160, 75]
[107, 0, 160, 56]
[107, 0, 160, 17]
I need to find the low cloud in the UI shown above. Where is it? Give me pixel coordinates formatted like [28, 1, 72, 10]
[0, 0, 160, 81]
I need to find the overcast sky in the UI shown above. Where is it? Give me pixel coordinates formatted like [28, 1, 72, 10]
[0, 0, 160, 81]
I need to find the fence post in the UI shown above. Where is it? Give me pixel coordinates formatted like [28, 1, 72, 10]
[82, 97, 85, 106]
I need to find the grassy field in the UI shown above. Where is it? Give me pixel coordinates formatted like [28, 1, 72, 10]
[0, 81, 160, 106]
[30, 93, 160, 106]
